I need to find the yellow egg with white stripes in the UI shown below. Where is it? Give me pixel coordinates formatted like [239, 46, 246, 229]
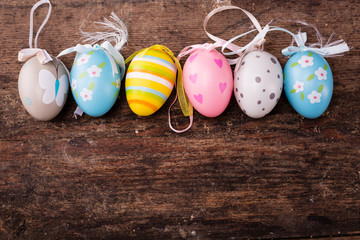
[125, 47, 176, 116]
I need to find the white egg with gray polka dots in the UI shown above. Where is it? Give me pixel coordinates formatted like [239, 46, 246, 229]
[234, 51, 283, 118]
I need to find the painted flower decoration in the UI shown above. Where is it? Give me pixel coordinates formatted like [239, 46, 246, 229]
[25, 97, 32, 106]
[71, 79, 77, 90]
[298, 55, 314, 68]
[87, 65, 102, 78]
[293, 81, 304, 93]
[77, 54, 91, 66]
[315, 67, 327, 80]
[80, 88, 93, 102]
[308, 90, 321, 104]
[116, 78, 120, 89]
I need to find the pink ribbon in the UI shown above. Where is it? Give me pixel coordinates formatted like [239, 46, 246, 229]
[177, 41, 240, 64]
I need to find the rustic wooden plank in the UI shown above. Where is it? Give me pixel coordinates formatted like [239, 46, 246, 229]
[306, 237, 360, 240]
[0, 0, 359, 239]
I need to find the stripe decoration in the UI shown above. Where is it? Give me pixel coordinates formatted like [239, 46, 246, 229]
[125, 45, 187, 116]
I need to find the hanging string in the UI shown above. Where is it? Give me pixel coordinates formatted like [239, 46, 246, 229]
[29, 0, 52, 48]
[168, 83, 194, 133]
[203, 5, 276, 74]
[18, 0, 53, 64]
[204, 5, 263, 44]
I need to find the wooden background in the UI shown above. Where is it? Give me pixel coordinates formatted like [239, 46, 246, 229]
[1, 0, 359, 239]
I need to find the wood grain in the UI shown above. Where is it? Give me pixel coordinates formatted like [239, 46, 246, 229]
[0, 0, 359, 239]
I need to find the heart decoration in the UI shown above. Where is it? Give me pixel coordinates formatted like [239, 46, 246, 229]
[194, 94, 203, 104]
[189, 73, 198, 84]
[214, 59, 223, 69]
[219, 82, 226, 94]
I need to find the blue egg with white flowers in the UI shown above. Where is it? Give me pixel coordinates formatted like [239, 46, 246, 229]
[70, 45, 121, 117]
[284, 51, 333, 119]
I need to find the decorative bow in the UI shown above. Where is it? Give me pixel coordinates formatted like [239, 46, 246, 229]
[18, 48, 53, 64]
[281, 31, 349, 57]
[57, 41, 126, 79]
[178, 40, 240, 65]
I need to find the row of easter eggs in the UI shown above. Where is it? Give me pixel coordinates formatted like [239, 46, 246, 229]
[19, 45, 332, 121]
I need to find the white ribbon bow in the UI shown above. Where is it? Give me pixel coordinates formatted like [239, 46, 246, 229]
[18, 48, 53, 64]
[281, 32, 349, 57]
[57, 41, 125, 79]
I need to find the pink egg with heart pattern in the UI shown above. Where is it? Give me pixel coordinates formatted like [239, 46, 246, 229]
[182, 49, 233, 117]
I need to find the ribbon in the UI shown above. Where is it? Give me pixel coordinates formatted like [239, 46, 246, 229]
[18, 0, 53, 64]
[222, 25, 269, 57]
[18, 48, 52, 64]
[205, 5, 268, 66]
[203, 5, 279, 74]
[204, 5, 263, 45]
[223, 25, 271, 72]
[213, 6, 348, 70]
[278, 30, 349, 57]
[57, 41, 125, 79]
[73, 106, 84, 119]
[29, 0, 52, 49]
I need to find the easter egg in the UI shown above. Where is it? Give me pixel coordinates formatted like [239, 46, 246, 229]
[234, 51, 283, 118]
[18, 56, 69, 121]
[183, 49, 233, 117]
[70, 46, 121, 117]
[125, 47, 176, 116]
[284, 51, 333, 119]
